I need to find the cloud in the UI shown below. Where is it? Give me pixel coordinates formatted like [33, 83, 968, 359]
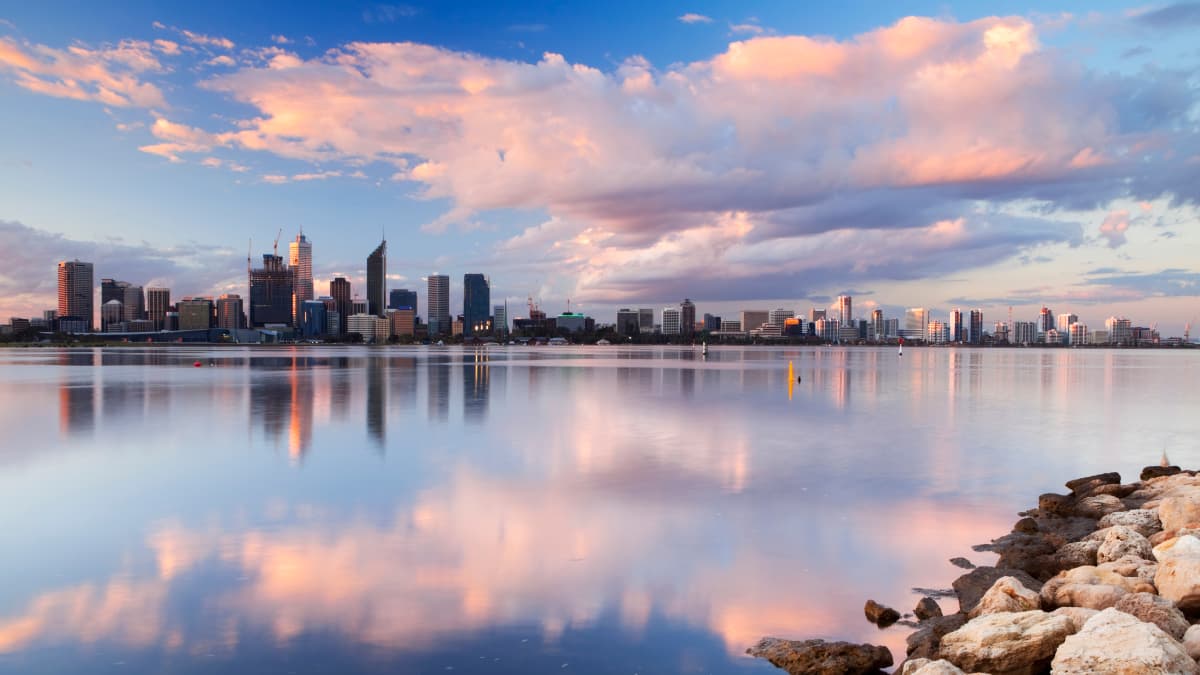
[0, 36, 166, 107]
[1098, 209, 1130, 248]
[0, 220, 244, 319]
[362, 4, 419, 23]
[271, 34, 292, 45]
[679, 13, 714, 24]
[729, 22, 765, 35]
[1131, 2, 1200, 27]
[204, 54, 236, 67]
[1120, 45, 1151, 58]
[180, 29, 234, 50]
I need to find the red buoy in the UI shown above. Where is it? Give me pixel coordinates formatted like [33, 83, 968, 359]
[193, 361, 202, 368]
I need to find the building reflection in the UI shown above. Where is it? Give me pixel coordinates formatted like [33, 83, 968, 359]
[58, 378, 95, 436]
[366, 357, 386, 446]
[427, 359, 450, 423]
[462, 351, 490, 425]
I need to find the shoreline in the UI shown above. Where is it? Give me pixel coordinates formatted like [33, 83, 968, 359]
[749, 465, 1200, 674]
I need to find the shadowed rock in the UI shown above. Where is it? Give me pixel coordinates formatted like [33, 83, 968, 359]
[747, 637, 892, 675]
[865, 599, 900, 627]
[915, 597, 943, 621]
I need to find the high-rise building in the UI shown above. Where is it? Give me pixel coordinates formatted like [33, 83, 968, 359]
[463, 273, 490, 337]
[837, 295, 852, 325]
[348, 314, 389, 343]
[871, 309, 884, 341]
[810, 308, 826, 323]
[616, 309, 640, 335]
[1040, 306, 1055, 333]
[1013, 321, 1037, 344]
[146, 287, 170, 330]
[638, 308, 654, 333]
[768, 308, 794, 327]
[703, 313, 721, 332]
[680, 299, 696, 337]
[993, 321, 1010, 344]
[58, 260, 94, 331]
[101, 299, 124, 332]
[1069, 323, 1088, 345]
[101, 279, 145, 323]
[389, 288, 418, 314]
[427, 274, 450, 335]
[215, 294, 245, 330]
[662, 307, 681, 335]
[1106, 316, 1133, 345]
[289, 233, 313, 325]
[741, 310, 770, 332]
[1057, 313, 1078, 334]
[300, 300, 327, 338]
[351, 297, 368, 316]
[388, 308, 415, 337]
[249, 254, 293, 327]
[926, 320, 949, 344]
[949, 309, 964, 343]
[815, 318, 840, 340]
[366, 240, 386, 317]
[969, 309, 983, 345]
[330, 277, 351, 334]
[493, 304, 508, 336]
[177, 297, 213, 330]
[905, 308, 928, 335]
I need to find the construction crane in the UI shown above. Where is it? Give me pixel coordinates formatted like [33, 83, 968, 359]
[273, 227, 282, 258]
[1186, 319, 1193, 343]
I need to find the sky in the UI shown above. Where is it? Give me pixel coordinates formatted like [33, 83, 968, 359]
[0, 0, 1198, 334]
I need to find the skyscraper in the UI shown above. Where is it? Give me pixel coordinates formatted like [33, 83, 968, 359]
[810, 308, 826, 323]
[330, 277, 351, 334]
[216, 294, 245, 330]
[289, 232, 313, 325]
[101, 300, 124, 332]
[493, 304, 508, 336]
[949, 309, 964, 343]
[367, 239, 386, 317]
[57, 260, 94, 331]
[905, 308, 928, 336]
[177, 297, 213, 330]
[463, 273, 490, 337]
[248, 254, 293, 326]
[680, 299, 696, 337]
[662, 307, 681, 335]
[389, 288, 418, 314]
[871, 309, 884, 341]
[146, 287, 170, 329]
[616, 309, 640, 335]
[427, 274, 450, 335]
[638, 308, 654, 333]
[969, 309, 984, 344]
[837, 295, 852, 325]
[1040, 307, 1055, 333]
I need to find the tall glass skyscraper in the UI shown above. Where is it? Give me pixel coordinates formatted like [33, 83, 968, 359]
[330, 277, 351, 334]
[427, 275, 449, 336]
[463, 273, 490, 337]
[289, 233, 313, 325]
[837, 295, 853, 325]
[366, 240, 386, 317]
[389, 288, 418, 314]
[57, 260, 94, 332]
[146, 287, 170, 330]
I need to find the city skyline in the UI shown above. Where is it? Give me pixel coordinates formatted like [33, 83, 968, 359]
[1, 2, 1198, 332]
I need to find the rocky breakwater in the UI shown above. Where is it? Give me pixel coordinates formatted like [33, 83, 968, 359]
[747, 466, 1200, 674]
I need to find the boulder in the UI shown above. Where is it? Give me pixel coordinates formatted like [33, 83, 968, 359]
[906, 613, 968, 660]
[1073, 494, 1125, 519]
[969, 577, 1041, 618]
[1097, 555, 1157, 585]
[1050, 606, 1098, 632]
[1152, 534, 1200, 562]
[949, 557, 976, 569]
[953, 567, 1043, 615]
[1065, 472, 1121, 493]
[746, 637, 893, 675]
[1050, 540, 1099, 570]
[1012, 517, 1038, 534]
[1142, 465, 1182, 481]
[1154, 556, 1200, 614]
[1113, 592, 1189, 639]
[1040, 565, 1140, 610]
[1039, 493, 1074, 516]
[898, 658, 967, 674]
[938, 610, 1074, 675]
[1097, 525, 1154, 563]
[1183, 624, 1200, 660]
[915, 597, 943, 621]
[1097, 509, 1162, 538]
[1049, 607, 1197, 674]
[864, 599, 901, 627]
[1158, 490, 1200, 532]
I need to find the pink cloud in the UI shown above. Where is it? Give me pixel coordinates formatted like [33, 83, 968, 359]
[1098, 209, 1130, 247]
[0, 36, 166, 107]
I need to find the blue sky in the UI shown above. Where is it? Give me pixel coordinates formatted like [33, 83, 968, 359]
[1, 1, 1198, 333]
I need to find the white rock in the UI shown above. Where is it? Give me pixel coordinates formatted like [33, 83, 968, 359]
[1154, 555, 1200, 613]
[1050, 607, 1099, 633]
[1041, 565, 1141, 610]
[1097, 525, 1154, 563]
[1050, 607, 1197, 674]
[899, 658, 968, 674]
[1183, 624, 1200, 661]
[969, 576, 1041, 618]
[939, 610, 1074, 674]
[1159, 489, 1200, 533]
[1097, 509, 1162, 538]
[1152, 534, 1200, 562]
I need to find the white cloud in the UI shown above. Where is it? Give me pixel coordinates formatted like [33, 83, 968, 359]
[679, 13, 714, 24]
[181, 29, 234, 50]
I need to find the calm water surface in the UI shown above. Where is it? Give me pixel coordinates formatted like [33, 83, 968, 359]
[0, 346, 1197, 674]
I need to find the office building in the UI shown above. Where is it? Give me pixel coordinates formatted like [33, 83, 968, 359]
[815, 318, 840, 340]
[949, 309, 963, 343]
[637, 308, 654, 333]
[348, 314, 389, 343]
[662, 307, 681, 335]
[249, 254, 293, 327]
[883, 318, 899, 338]
[1013, 321, 1038, 344]
[1040, 306, 1055, 333]
[837, 295, 852, 325]
[178, 297, 214, 330]
[366, 239, 386, 317]
[388, 308, 415, 337]
[741, 310, 769, 333]
[463, 273, 490, 337]
[330, 277, 351, 334]
[1106, 316, 1133, 345]
[493, 304, 507, 336]
[680, 299, 696, 337]
[57, 260, 94, 332]
[616, 309, 640, 335]
[809, 308, 826, 323]
[927, 320, 949, 344]
[768, 308, 794, 328]
[905, 308, 928, 336]
[325, 310, 341, 337]
[871, 309, 885, 340]
[389, 288, 418, 314]
[289, 233, 313, 324]
[146, 287, 170, 329]
[351, 297, 368, 316]
[101, 300, 124, 332]
[451, 317, 464, 336]
[216, 294, 245, 330]
[1045, 328, 1063, 345]
[427, 274, 450, 335]
[300, 300, 327, 338]
[993, 322, 1010, 344]
[1069, 323, 1089, 345]
[969, 309, 983, 344]
[720, 319, 742, 332]
[556, 312, 590, 333]
[1057, 313, 1078, 334]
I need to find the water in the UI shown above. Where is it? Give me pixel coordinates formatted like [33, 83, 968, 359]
[0, 346, 1196, 674]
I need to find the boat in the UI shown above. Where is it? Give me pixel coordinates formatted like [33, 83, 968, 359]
[596, 339, 611, 345]
[898, 338, 904, 357]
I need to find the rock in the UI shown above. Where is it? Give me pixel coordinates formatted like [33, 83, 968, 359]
[1184, 624, 1200, 660]
[906, 614, 968, 659]
[1154, 556, 1200, 614]
[949, 557, 975, 569]
[1066, 472, 1121, 493]
[1013, 517, 1038, 534]
[1097, 509, 1162, 538]
[1152, 534, 1200, 562]
[1040, 565, 1140, 610]
[952, 567, 1043, 615]
[865, 599, 901, 627]
[1049, 607, 1198, 674]
[1097, 555, 1158, 585]
[969, 577, 1041, 618]
[746, 637, 893, 675]
[1050, 606, 1099, 632]
[898, 658, 967, 674]
[1113, 592, 1189, 639]
[1051, 540, 1099, 570]
[1097, 525, 1154, 563]
[1039, 493, 1073, 516]
[938, 610, 1074, 675]
[1159, 491, 1200, 532]
[1142, 465, 1182, 481]
[1073, 494, 1125, 519]
[1034, 516, 1099, 546]
[915, 597, 943, 621]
